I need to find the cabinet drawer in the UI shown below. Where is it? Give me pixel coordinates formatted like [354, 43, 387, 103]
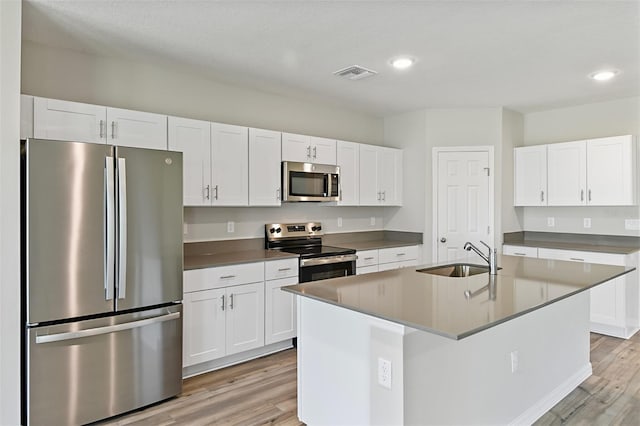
[378, 245, 418, 264]
[265, 258, 299, 280]
[356, 250, 379, 268]
[503, 245, 538, 258]
[537, 248, 625, 266]
[184, 262, 265, 293]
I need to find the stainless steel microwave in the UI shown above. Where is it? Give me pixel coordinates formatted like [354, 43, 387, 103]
[282, 161, 340, 202]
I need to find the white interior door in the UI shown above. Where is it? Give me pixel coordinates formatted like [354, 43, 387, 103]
[435, 149, 492, 263]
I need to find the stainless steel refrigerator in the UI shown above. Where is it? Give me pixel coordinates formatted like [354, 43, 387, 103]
[21, 138, 184, 425]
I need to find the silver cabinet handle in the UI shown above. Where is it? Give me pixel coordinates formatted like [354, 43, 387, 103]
[99, 120, 105, 139]
[440, 237, 447, 243]
[276, 188, 280, 201]
[117, 157, 127, 300]
[278, 267, 291, 271]
[205, 185, 210, 200]
[214, 185, 219, 200]
[377, 191, 381, 200]
[220, 275, 236, 279]
[306, 146, 311, 158]
[364, 257, 375, 260]
[581, 189, 584, 202]
[104, 156, 115, 301]
[540, 191, 544, 202]
[588, 189, 592, 202]
[111, 121, 117, 139]
[229, 293, 234, 309]
[221, 294, 225, 311]
[382, 191, 386, 201]
[514, 252, 527, 256]
[313, 146, 317, 159]
[36, 312, 180, 344]
[570, 257, 584, 262]
[396, 253, 406, 257]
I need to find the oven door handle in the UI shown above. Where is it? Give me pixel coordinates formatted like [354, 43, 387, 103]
[300, 254, 357, 267]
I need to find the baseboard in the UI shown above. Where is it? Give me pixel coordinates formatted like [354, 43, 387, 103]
[182, 340, 293, 379]
[509, 363, 592, 426]
[591, 322, 640, 339]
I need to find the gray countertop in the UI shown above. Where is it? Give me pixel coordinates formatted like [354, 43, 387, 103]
[282, 254, 634, 340]
[184, 250, 298, 270]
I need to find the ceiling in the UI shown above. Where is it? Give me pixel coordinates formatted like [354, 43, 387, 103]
[22, 0, 640, 117]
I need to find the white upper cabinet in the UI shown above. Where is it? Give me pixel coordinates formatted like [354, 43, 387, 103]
[515, 135, 636, 207]
[514, 145, 547, 206]
[168, 117, 211, 206]
[547, 140, 587, 206]
[249, 128, 282, 206]
[106, 107, 167, 150]
[282, 132, 337, 164]
[33, 97, 167, 149]
[586, 135, 636, 206]
[34, 97, 106, 144]
[336, 140, 359, 206]
[358, 144, 402, 206]
[211, 123, 249, 206]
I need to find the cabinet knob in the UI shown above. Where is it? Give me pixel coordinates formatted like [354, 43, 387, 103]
[440, 237, 447, 243]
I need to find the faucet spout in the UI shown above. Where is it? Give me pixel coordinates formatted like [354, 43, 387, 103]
[463, 241, 498, 275]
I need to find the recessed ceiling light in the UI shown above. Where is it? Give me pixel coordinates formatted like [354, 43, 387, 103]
[589, 70, 618, 81]
[391, 57, 414, 70]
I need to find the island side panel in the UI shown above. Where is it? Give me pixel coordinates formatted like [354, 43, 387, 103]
[403, 291, 592, 425]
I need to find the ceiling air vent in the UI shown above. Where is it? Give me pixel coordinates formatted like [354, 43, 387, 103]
[333, 65, 378, 81]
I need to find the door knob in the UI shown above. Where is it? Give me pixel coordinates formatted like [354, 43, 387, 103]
[440, 237, 447, 243]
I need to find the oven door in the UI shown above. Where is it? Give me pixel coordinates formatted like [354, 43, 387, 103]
[299, 254, 356, 283]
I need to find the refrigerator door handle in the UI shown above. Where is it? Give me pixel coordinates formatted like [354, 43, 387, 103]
[105, 156, 115, 301]
[117, 157, 127, 299]
[35, 311, 181, 344]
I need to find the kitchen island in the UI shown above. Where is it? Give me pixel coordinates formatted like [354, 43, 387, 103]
[283, 255, 634, 425]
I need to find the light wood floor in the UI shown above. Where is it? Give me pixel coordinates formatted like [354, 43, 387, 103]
[101, 332, 640, 425]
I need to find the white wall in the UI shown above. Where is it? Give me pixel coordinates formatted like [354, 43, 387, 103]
[0, 1, 22, 424]
[500, 109, 525, 235]
[523, 97, 640, 236]
[21, 41, 397, 240]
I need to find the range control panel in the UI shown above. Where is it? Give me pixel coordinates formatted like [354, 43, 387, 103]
[265, 222, 323, 240]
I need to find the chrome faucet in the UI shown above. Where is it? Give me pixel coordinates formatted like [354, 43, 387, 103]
[463, 240, 498, 275]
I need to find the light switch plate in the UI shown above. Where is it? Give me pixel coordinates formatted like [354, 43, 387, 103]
[337, 217, 343, 228]
[227, 221, 235, 233]
[547, 217, 555, 227]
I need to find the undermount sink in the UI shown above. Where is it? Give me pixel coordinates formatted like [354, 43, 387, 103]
[417, 263, 492, 278]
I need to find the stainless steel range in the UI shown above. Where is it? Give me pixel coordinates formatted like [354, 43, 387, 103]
[265, 222, 356, 283]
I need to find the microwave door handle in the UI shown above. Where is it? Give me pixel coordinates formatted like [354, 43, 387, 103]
[117, 157, 127, 300]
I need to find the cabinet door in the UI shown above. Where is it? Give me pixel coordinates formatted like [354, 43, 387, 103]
[336, 140, 359, 205]
[183, 289, 226, 367]
[359, 144, 380, 205]
[168, 117, 211, 206]
[514, 145, 547, 206]
[547, 140, 586, 206]
[590, 277, 625, 328]
[265, 276, 298, 345]
[225, 282, 265, 355]
[33, 97, 106, 144]
[587, 135, 636, 206]
[106, 107, 167, 150]
[281, 132, 311, 162]
[249, 128, 281, 206]
[310, 136, 337, 165]
[379, 147, 402, 206]
[502, 245, 538, 258]
[211, 123, 249, 206]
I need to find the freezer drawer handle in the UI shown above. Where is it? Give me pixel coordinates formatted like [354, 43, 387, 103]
[35, 311, 181, 344]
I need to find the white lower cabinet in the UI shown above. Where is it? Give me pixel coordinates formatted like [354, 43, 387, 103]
[183, 258, 298, 370]
[356, 245, 420, 275]
[504, 244, 640, 339]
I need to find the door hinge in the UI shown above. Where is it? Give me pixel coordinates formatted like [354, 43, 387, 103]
[484, 167, 490, 176]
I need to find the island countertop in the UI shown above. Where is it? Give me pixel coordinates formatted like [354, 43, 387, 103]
[282, 254, 634, 340]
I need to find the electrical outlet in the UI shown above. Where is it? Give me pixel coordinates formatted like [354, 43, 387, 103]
[337, 217, 343, 228]
[227, 221, 234, 233]
[547, 217, 555, 227]
[378, 358, 392, 389]
[583, 218, 591, 229]
[625, 219, 640, 231]
[370, 217, 376, 226]
[510, 350, 519, 373]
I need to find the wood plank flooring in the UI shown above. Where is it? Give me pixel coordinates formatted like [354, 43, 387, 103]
[100, 332, 640, 425]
